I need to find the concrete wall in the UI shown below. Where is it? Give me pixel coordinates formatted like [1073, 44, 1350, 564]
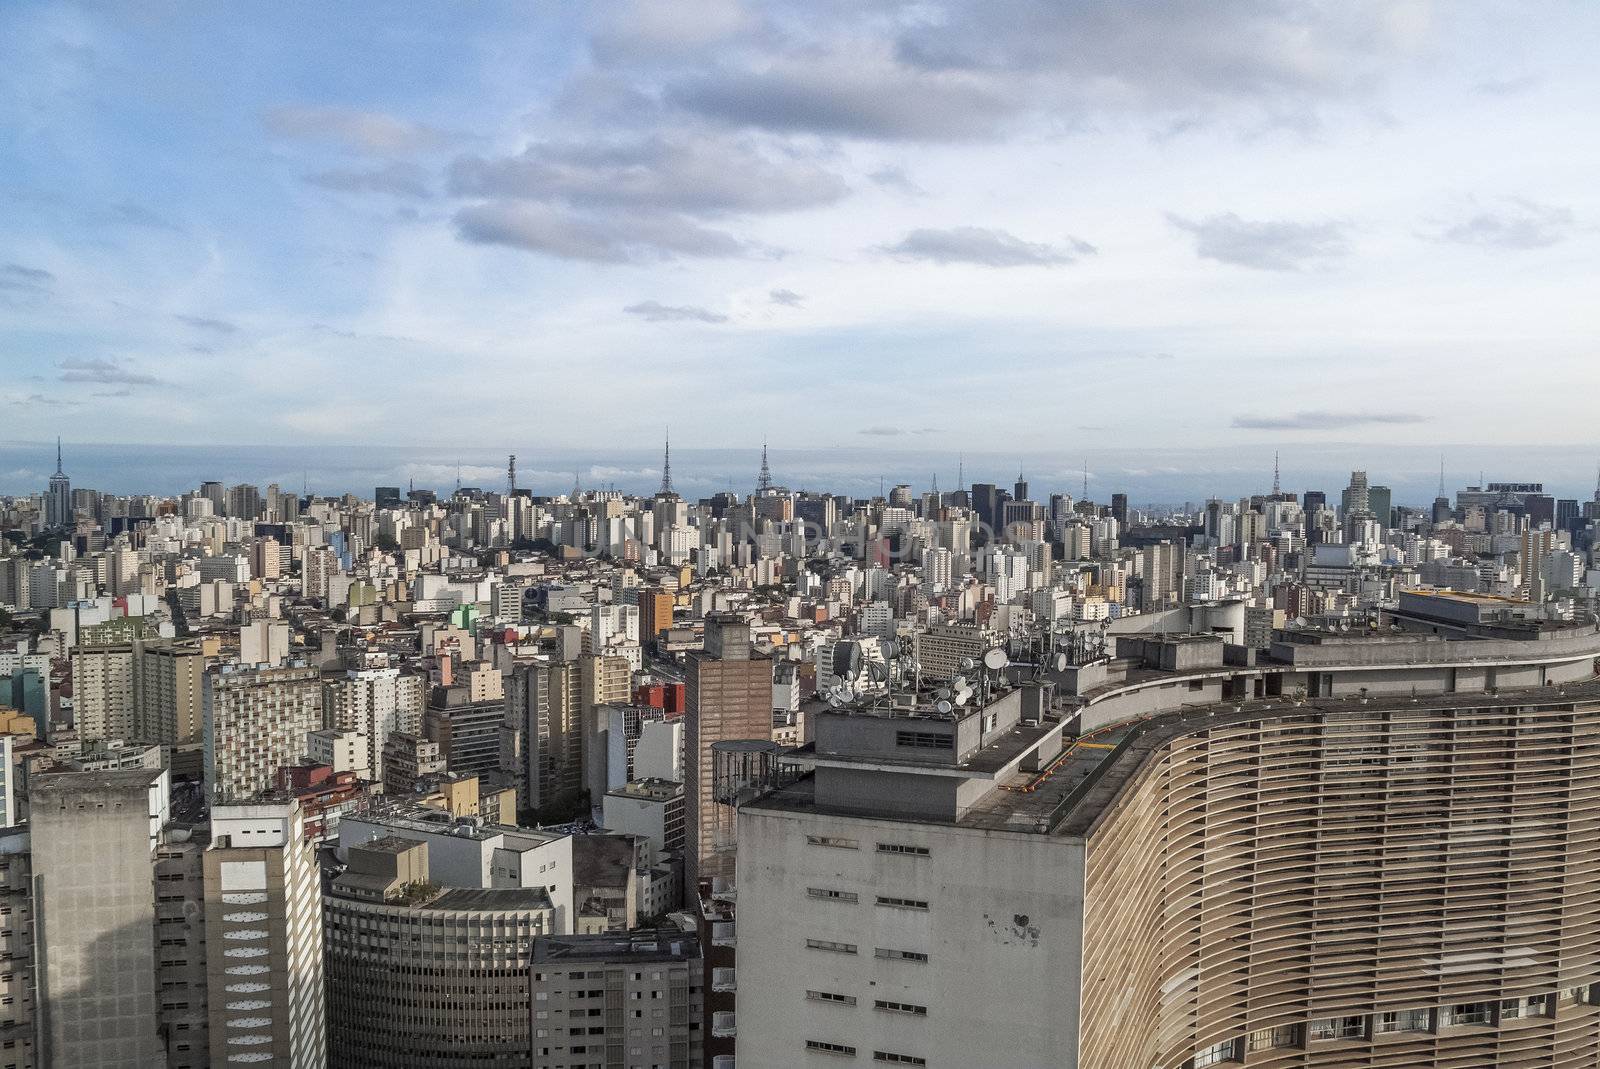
[735, 804, 1086, 1069]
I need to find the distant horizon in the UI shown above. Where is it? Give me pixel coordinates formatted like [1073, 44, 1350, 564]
[5, 438, 1598, 508]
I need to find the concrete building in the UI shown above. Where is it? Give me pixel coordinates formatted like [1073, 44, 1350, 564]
[307, 727, 369, 777]
[239, 619, 290, 667]
[735, 596, 1600, 1068]
[685, 616, 772, 886]
[381, 732, 444, 795]
[29, 768, 170, 1069]
[203, 663, 322, 803]
[0, 827, 38, 1069]
[338, 805, 577, 932]
[153, 829, 210, 1069]
[323, 667, 425, 789]
[203, 802, 326, 1068]
[603, 777, 687, 858]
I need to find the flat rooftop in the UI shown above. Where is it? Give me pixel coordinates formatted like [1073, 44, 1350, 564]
[750, 678, 1600, 840]
[534, 930, 699, 964]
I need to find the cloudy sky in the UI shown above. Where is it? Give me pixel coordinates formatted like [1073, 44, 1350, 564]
[2, 1, 1597, 475]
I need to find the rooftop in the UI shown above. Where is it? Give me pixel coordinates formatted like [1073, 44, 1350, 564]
[534, 929, 699, 964]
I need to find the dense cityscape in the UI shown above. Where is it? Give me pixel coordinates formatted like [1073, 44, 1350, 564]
[2, 441, 1600, 1066]
[6, 0, 1600, 1066]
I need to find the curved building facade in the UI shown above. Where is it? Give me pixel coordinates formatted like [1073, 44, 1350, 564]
[324, 888, 553, 1068]
[734, 592, 1600, 1069]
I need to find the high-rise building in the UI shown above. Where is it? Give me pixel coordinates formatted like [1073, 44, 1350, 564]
[324, 668, 425, 787]
[1340, 470, 1370, 517]
[203, 801, 326, 1068]
[685, 616, 772, 886]
[30, 768, 171, 1068]
[637, 587, 675, 642]
[735, 596, 1600, 1069]
[45, 438, 72, 529]
[203, 663, 323, 803]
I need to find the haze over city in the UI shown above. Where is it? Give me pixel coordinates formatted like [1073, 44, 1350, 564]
[7, 4, 1600, 1069]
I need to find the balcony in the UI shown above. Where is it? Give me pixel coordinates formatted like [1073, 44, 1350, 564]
[712, 1011, 737, 1038]
[712, 967, 737, 992]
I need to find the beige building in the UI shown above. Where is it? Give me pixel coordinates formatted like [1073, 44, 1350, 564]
[203, 663, 322, 803]
[203, 801, 326, 1068]
[686, 616, 772, 885]
[323, 667, 425, 788]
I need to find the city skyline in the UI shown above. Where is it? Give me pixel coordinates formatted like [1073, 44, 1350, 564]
[4, 2, 1599, 450]
[5, 436, 1600, 506]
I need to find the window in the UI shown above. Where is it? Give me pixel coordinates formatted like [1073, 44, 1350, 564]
[874, 948, 928, 963]
[876, 896, 928, 911]
[1441, 1003, 1492, 1027]
[895, 731, 953, 750]
[1192, 1038, 1239, 1067]
[876, 843, 929, 857]
[807, 835, 859, 850]
[808, 991, 857, 1006]
[1309, 1016, 1364, 1041]
[874, 1000, 927, 1016]
[806, 1040, 857, 1056]
[808, 888, 860, 904]
[1246, 1025, 1298, 1051]
[1377, 1009, 1429, 1034]
[873, 1053, 926, 1066]
[806, 939, 858, 955]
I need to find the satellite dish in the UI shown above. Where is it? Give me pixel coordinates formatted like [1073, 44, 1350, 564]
[1054, 651, 1069, 672]
[867, 662, 889, 682]
[953, 685, 973, 706]
[958, 656, 976, 672]
[934, 700, 953, 715]
[934, 688, 952, 701]
[882, 640, 899, 658]
[983, 648, 1010, 671]
[828, 695, 844, 709]
[952, 675, 968, 690]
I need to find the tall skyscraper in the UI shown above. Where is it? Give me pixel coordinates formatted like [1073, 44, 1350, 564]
[685, 616, 772, 886]
[45, 438, 72, 529]
[203, 801, 326, 1068]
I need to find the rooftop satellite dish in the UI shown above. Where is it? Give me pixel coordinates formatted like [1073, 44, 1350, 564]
[882, 640, 900, 658]
[828, 695, 844, 709]
[934, 699, 954, 715]
[1054, 651, 1069, 672]
[934, 688, 952, 701]
[952, 675, 968, 690]
[983, 648, 1010, 671]
[958, 656, 977, 672]
[953, 685, 973, 707]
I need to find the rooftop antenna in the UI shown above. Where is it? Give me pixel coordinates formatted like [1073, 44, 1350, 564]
[758, 438, 772, 491]
[303, 469, 309, 497]
[931, 471, 939, 496]
[455, 461, 461, 494]
[54, 436, 63, 476]
[1082, 459, 1089, 501]
[880, 475, 885, 499]
[1272, 451, 1281, 497]
[507, 454, 517, 497]
[572, 468, 581, 500]
[659, 428, 674, 495]
[957, 454, 964, 490]
[1438, 455, 1447, 499]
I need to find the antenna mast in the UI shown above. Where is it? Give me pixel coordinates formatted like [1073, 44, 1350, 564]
[758, 439, 772, 491]
[1272, 451, 1281, 497]
[659, 429, 674, 495]
[507, 454, 517, 497]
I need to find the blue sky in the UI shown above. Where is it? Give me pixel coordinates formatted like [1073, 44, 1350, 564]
[2, 1, 1598, 470]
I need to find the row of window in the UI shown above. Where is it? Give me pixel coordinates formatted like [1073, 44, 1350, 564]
[1187, 986, 1599, 1067]
[805, 835, 931, 857]
[804, 939, 928, 962]
[805, 991, 928, 1017]
[807, 888, 929, 911]
[805, 1040, 927, 1065]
